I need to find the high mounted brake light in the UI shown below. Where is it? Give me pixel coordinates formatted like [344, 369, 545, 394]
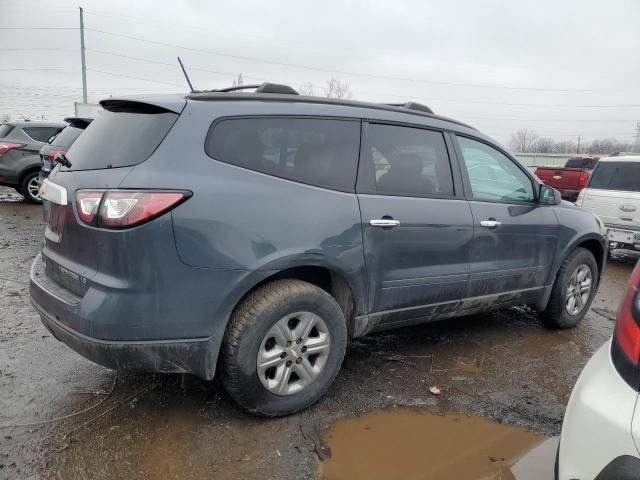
[612, 261, 640, 390]
[75, 190, 190, 229]
[0, 142, 25, 155]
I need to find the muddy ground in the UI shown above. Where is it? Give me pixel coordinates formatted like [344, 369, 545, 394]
[0, 185, 634, 480]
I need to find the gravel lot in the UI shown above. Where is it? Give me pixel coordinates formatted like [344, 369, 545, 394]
[0, 186, 633, 479]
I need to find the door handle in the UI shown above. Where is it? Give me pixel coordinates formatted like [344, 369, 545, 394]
[370, 219, 400, 228]
[480, 220, 502, 228]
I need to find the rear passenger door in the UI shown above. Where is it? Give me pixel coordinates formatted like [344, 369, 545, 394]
[453, 135, 558, 301]
[357, 122, 474, 327]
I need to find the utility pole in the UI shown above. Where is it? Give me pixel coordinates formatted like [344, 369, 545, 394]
[576, 135, 581, 154]
[79, 6, 87, 103]
[634, 121, 640, 153]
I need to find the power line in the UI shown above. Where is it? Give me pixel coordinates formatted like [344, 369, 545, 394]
[0, 26, 78, 30]
[0, 47, 75, 51]
[86, 48, 255, 81]
[86, 68, 185, 87]
[82, 9, 639, 81]
[0, 68, 67, 71]
[85, 49, 640, 108]
[84, 27, 640, 94]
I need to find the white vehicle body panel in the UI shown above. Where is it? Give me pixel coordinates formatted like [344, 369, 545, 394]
[558, 340, 640, 480]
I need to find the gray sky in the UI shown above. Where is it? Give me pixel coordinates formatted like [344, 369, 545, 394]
[1, 0, 639, 145]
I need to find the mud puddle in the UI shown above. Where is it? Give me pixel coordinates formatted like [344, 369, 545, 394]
[320, 408, 555, 480]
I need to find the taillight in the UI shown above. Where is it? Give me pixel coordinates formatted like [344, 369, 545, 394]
[0, 142, 25, 155]
[75, 190, 104, 224]
[75, 190, 190, 229]
[612, 261, 640, 390]
[47, 148, 67, 159]
[578, 171, 589, 188]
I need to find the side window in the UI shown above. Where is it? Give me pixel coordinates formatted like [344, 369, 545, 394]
[457, 136, 534, 202]
[368, 123, 454, 197]
[206, 117, 360, 192]
[22, 127, 62, 142]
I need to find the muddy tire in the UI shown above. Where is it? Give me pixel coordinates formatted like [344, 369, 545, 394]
[19, 171, 42, 204]
[539, 247, 598, 329]
[222, 279, 347, 417]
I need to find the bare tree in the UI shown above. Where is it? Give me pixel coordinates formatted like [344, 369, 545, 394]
[508, 129, 540, 153]
[324, 76, 352, 99]
[298, 82, 315, 96]
[231, 73, 244, 87]
[534, 137, 555, 153]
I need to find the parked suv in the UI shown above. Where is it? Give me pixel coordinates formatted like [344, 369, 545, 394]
[0, 120, 66, 202]
[31, 84, 607, 416]
[577, 155, 640, 254]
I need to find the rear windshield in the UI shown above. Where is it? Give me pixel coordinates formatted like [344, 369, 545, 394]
[0, 124, 14, 138]
[50, 126, 85, 148]
[64, 108, 177, 170]
[566, 158, 598, 169]
[588, 161, 640, 192]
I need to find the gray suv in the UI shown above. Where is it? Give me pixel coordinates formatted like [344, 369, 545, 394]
[31, 83, 607, 416]
[0, 120, 66, 202]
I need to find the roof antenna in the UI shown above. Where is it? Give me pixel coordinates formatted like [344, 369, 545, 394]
[177, 57, 195, 93]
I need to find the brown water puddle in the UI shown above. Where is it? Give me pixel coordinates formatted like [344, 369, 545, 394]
[320, 409, 553, 480]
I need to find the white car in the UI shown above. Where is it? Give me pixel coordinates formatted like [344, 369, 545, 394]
[576, 155, 640, 253]
[558, 261, 640, 479]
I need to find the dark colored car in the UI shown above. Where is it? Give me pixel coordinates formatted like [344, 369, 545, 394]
[40, 117, 93, 179]
[31, 84, 607, 416]
[0, 120, 66, 203]
[535, 156, 599, 202]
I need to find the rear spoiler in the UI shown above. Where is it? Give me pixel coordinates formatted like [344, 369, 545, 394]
[63, 117, 93, 129]
[99, 95, 187, 114]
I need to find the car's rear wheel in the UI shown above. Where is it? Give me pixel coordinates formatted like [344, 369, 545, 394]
[19, 171, 42, 204]
[539, 247, 598, 329]
[222, 279, 347, 417]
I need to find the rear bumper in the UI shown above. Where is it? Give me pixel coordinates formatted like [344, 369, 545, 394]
[33, 299, 216, 378]
[30, 253, 220, 379]
[605, 225, 640, 252]
[558, 340, 640, 479]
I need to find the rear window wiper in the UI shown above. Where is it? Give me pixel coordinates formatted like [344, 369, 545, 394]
[55, 153, 72, 168]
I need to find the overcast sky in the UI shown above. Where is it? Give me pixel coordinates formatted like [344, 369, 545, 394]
[1, 0, 639, 145]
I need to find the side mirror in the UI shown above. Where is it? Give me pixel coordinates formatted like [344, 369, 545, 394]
[539, 184, 562, 205]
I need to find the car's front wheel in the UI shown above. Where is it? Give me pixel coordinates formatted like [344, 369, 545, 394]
[222, 279, 347, 417]
[19, 171, 42, 204]
[539, 247, 598, 329]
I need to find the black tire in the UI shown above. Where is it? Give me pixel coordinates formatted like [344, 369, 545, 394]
[539, 247, 598, 329]
[19, 171, 42, 204]
[222, 279, 347, 417]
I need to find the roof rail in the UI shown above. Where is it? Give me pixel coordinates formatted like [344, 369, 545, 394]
[385, 102, 434, 114]
[208, 82, 299, 95]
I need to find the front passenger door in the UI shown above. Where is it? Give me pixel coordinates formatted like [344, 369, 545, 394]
[357, 123, 474, 327]
[454, 135, 559, 301]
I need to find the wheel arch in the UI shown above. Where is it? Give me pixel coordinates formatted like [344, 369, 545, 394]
[535, 233, 606, 311]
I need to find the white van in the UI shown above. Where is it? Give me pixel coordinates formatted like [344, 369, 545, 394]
[577, 155, 640, 252]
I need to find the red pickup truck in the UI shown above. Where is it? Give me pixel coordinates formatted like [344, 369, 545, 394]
[534, 156, 599, 202]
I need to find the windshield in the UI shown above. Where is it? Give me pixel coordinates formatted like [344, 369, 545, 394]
[588, 161, 640, 192]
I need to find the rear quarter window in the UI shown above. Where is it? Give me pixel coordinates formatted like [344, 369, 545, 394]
[0, 125, 14, 138]
[205, 117, 361, 192]
[64, 108, 177, 170]
[23, 127, 62, 142]
[588, 161, 640, 192]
